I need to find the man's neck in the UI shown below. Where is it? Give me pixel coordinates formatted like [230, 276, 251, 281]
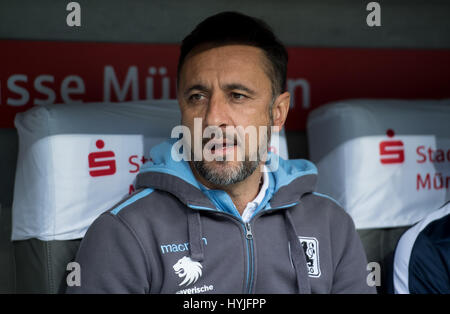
[190, 162, 263, 215]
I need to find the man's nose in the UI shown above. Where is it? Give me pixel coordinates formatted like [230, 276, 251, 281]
[204, 93, 230, 127]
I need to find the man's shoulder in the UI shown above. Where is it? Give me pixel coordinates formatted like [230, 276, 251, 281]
[397, 203, 450, 256]
[108, 188, 156, 216]
[106, 187, 184, 222]
[300, 191, 351, 223]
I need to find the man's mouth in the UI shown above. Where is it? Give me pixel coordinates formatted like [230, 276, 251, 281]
[209, 140, 237, 155]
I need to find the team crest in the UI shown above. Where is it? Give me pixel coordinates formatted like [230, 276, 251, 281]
[173, 256, 203, 287]
[298, 236, 321, 277]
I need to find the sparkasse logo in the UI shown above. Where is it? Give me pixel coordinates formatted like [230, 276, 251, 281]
[88, 139, 116, 177]
[379, 129, 405, 164]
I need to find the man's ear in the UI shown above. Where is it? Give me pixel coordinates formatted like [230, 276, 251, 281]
[271, 91, 290, 132]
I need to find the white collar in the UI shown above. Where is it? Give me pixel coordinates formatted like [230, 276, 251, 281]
[242, 166, 269, 222]
[199, 166, 269, 222]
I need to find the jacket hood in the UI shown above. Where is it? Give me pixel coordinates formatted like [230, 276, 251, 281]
[136, 138, 318, 217]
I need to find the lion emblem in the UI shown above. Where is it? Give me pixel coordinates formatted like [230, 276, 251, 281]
[173, 256, 203, 287]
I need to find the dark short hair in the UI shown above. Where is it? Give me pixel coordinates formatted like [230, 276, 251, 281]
[177, 11, 288, 97]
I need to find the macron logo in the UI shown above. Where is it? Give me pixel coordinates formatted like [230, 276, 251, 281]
[160, 238, 208, 255]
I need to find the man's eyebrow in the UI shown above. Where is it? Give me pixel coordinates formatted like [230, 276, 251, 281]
[183, 83, 256, 97]
[183, 84, 209, 97]
[223, 83, 256, 96]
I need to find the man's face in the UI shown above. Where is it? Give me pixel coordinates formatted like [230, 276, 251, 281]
[177, 44, 275, 186]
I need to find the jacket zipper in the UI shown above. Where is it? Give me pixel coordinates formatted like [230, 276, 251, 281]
[191, 209, 256, 294]
[244, 222, 254, 294]
[239, 206, 299, 293]
[188, 205, 298, 294]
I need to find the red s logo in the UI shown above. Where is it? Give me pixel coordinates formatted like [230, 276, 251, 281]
[379, 129, 404, 164]
[88, 140, 117, 177]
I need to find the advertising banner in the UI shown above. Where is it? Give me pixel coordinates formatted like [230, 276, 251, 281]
[1, 40, 450, 131]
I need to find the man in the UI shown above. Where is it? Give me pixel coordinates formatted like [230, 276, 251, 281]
[392, 201, 450, 294]
[67, 11, 375, 294]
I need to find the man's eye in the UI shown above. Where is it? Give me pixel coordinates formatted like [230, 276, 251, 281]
[231, 92, 246, 100]
[189, 94, 205, 101]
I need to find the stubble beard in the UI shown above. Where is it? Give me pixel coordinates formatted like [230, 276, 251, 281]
[193, 159, 260, 186]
